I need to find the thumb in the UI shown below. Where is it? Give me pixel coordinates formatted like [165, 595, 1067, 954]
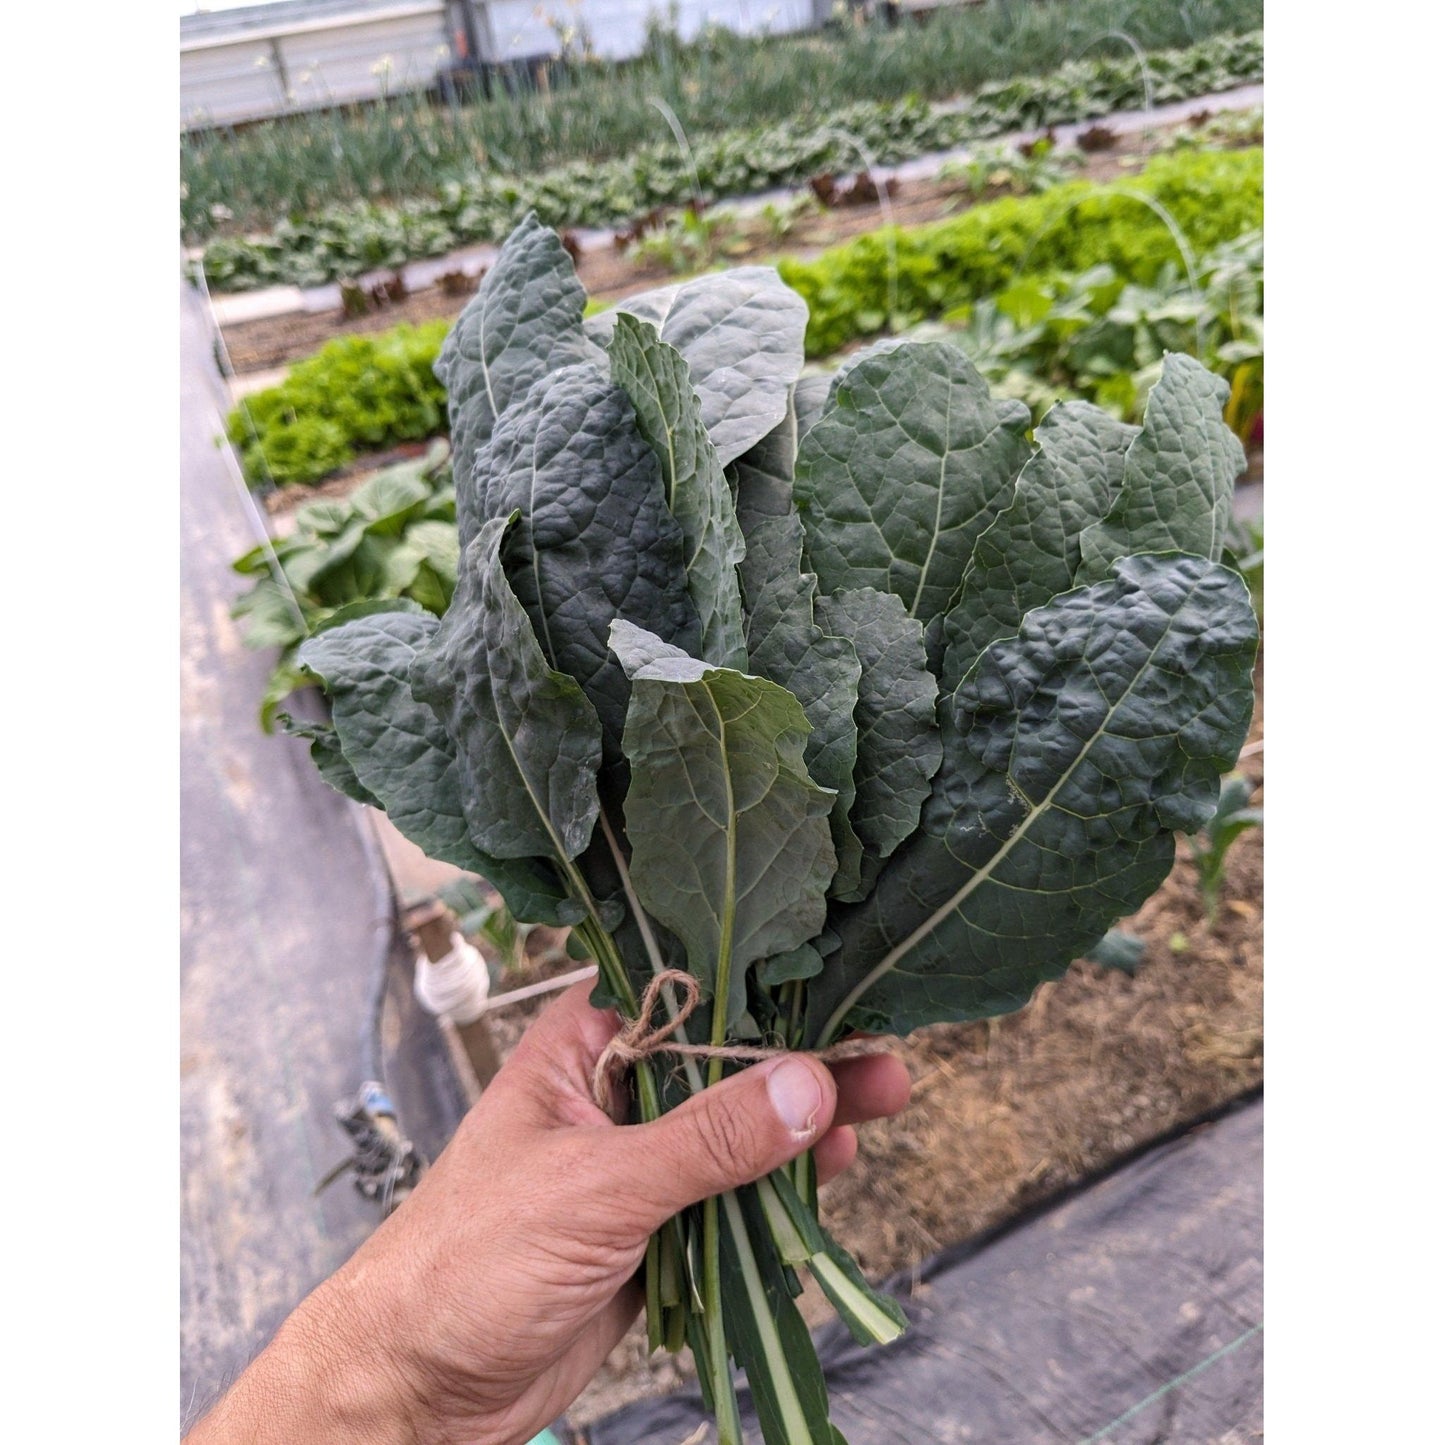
[606, 1056, 837, 1234]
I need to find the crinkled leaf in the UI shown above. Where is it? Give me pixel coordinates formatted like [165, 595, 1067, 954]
[938, 401, 1139, 692]
[736, 477, 864, 901]
[814, 588, 941, 899]
[793, 373, 832, 442]
[299, 605, 579, 924]
[233, 534, 300, 577]
[298, 612, 469, 847]
[312, 597, 427, 630]
[411, 514, 603, 866]
[608, 313, 747, 669]
[303, 523, 405, 607]
[730, 410, 800, 521]
[436, 213, 602, 547]
[258, 659, 318, 734]
[1076, 352, 1245, 582]
[795, 341, 1033, 624]
[611, 620, 835, 1030]
[275, 712, 380, 808]
[807, 554, 1258, 1044]
[392, 519, 459, 615]
[588, 268, 808, 466]
[480, 361, 701, 766]
[289, 498, 354, 539]
[728, 374, 830, 514]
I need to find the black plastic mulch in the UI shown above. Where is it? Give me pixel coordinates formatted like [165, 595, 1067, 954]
[586, 1094, 1262, 1444]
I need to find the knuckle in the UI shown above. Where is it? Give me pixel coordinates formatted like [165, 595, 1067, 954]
[691, 1097, 756, 1185]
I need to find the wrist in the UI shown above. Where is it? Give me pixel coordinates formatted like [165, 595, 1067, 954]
[187, 1271, 425, 1445]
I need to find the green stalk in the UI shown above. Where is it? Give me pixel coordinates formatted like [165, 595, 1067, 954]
[702, 808, 741, 1438]
[793, 1147, 817, 1216]
[572, 838, 717, 1373]
[643, 1231, 665, 1355]
[755, 1171, 905, 1348]
[702, 1194, 743, 1444]
[717, 1188, 836, 1443]
[784, 975, 805, 1048]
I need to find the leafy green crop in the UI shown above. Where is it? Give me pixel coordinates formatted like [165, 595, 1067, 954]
[196, 31, 1264, 291]
[227, 153, 1262, 489]
[917, 228, 1264, 438]
[230, 444, 458, 725]
[1186, 773, 1263, 923]
[227, 322, 449, 487]
[780, 147, 1263, 356]
[936, 137, 1086, 199]
[182, 6, 1260, 239]
[292, 218, 1257, 1442]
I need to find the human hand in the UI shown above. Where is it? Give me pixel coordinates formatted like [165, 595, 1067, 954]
[188, 978, 912, 1445]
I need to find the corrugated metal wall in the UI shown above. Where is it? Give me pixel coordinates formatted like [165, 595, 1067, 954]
[181, 0, 819, 127]
[181, 3, 454, 127]
[482, 0, 815, 64]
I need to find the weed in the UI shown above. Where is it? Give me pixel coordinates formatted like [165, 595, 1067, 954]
[1186, 775, 1263, 925]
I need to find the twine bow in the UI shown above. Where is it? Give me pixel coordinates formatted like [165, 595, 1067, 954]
[590, 968, 889, 1111]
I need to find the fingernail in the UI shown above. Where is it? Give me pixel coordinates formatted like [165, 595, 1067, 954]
[766, 1058, 824, 1137]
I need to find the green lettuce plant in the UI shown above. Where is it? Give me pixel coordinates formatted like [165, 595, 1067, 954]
[227, 321, 449, 487]
[231, 444, 458, 726]
[292, 218, 1257, 1441]
[779, 146, 1263, 356]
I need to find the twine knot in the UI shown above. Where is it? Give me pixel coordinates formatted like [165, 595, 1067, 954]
[591, 969, 700, 1110]
[589, 968, 890, 1111]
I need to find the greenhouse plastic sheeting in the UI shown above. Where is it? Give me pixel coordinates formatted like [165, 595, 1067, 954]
[586, 1095, 1262, 1444]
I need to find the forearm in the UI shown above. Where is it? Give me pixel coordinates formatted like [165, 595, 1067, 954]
[185, 1274, 421, 1445]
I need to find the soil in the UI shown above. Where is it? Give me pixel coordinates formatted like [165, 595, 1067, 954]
[458, 663, 1265, 1429]
[218, 116, 1244, 379]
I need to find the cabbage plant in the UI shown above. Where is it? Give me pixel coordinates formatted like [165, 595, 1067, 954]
[292, 216, 1258, 1442]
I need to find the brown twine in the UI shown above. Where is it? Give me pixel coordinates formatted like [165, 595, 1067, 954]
[590, 968, 889, 1111]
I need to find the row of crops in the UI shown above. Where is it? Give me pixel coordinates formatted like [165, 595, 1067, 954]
[184, 0, 1262, 241]
[196, 26, 1263, 291]
[227, 135, 1264, 723]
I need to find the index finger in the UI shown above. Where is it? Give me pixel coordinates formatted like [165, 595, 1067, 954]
[826, 1052, 912, 1128]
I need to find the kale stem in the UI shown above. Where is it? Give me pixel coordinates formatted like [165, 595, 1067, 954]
[702, 1194, 743, 1442]
[785, 976, 805, 1049]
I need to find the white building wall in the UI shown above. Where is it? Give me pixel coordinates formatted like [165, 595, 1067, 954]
[484, 0, 814, 63]
[182, 0, 818, 127]
[181, 4, 452, 127]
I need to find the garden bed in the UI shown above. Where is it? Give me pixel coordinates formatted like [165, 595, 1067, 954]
[219, 113, 1244, 381]
[463, 664, 1264, 1428]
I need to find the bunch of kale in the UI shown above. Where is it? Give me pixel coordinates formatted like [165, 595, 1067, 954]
[291, 216, 1257, 1444]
